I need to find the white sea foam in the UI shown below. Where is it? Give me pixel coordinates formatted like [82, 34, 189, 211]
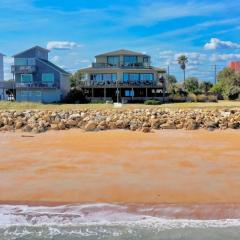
[0, 204, 240, 230]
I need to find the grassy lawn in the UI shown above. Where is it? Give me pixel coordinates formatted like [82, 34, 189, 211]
[0, 100, 240, 111]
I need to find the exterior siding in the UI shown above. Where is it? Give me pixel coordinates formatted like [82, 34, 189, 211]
[14, 47, 48, 60]
[16, 89, 61, 103]
[35, 60, 61, 86]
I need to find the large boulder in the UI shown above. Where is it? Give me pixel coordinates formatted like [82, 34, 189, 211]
[160, 121, 176, 129]
[15, 121, 23, 129]
[85, 121, 97, 131]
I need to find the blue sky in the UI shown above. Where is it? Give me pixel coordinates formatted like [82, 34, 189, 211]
[1, 0, 240, 81]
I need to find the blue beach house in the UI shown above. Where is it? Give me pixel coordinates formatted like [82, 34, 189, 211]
[11, 46, 70, 103]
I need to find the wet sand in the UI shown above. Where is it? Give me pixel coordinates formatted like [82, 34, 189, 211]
[0, 129, 240, 206]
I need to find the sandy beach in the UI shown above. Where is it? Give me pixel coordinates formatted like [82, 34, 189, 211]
[0, 129, 240, 206]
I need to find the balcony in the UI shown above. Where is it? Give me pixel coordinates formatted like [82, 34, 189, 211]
[11, 65, 36, 74]
[92, 62, 151, 69]
[79, 80, 163, 88]
[15, 83, 59, 89]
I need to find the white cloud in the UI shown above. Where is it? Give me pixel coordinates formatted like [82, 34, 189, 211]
[174, 52, 206, 65]
[124, 1, 233, 26]
[209, 53, 240, 61]
[204, 38, 240, 50]
[47, 41, 83, 50]
[156, 51, 207, 67]
[80, 59, 90, 63]
[186, 65, 199, 71]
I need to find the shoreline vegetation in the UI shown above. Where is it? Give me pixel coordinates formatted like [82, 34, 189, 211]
[0, 101, 240, 133]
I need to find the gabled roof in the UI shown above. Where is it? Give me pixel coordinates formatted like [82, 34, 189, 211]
[95, 49, 150, 57]
[38, 58, 70, 75]
[13, 45, 49, 57]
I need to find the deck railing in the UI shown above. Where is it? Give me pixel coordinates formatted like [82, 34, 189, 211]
[78, 80, 163, 88]
[92, 62, 151, 69]
[11, 65, 37, 74]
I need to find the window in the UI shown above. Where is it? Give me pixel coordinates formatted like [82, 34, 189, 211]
[123, 73, 140, 82]
[15, 58, 27, 66]
[112, 74, 117, 81]
[102, 74, 112, 81]
[42, 73, 54, 84]
[125, 90, 134, 97]
[129, 73, 139, 81]
[123, 73, 129, 83]
[94, 74, 102, 82]
[124, 56, 138, 65]
[21, 74, 33, 83]
[140, 73, 154, 81]
[93, 74, 117, 82]
[107, 56, 119, 66]
[123, 73, 153, 82]
[15, 58, 35, 66]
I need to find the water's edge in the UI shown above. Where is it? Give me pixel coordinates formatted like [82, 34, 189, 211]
[1, 203, 240, 239]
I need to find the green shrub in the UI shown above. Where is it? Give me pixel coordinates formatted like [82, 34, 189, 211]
[63, 89, 88, 103]
[169, 94, 186, 102]
[187, 93, 197, 102]
[144, 99, 161, 105]
[196, 94, 208, 102]
[207, 95, 218, 102]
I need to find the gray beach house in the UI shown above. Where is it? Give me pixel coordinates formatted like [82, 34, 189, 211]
[78, 49, 166, 102]
[11, 46, 70, 103]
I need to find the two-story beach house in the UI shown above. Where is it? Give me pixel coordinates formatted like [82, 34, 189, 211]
[78, 49, 166, 102]
[11, 46, 70, 103]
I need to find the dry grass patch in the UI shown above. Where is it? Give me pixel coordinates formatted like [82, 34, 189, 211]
[0, 100, 240, 111]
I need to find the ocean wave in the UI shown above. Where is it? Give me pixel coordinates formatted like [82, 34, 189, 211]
[1, 203, 240, 229]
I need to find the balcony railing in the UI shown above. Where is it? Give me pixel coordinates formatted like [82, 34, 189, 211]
[79, 80, 163, 88]
[92, 62, 151, 69]
[15, 83, 59, 89]
[11, 65, 36, 74]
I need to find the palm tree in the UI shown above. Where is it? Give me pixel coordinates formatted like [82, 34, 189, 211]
[177, 55, 188, 86]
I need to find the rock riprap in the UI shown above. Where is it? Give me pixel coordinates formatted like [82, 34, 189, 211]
[0, 108, 240, 133]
